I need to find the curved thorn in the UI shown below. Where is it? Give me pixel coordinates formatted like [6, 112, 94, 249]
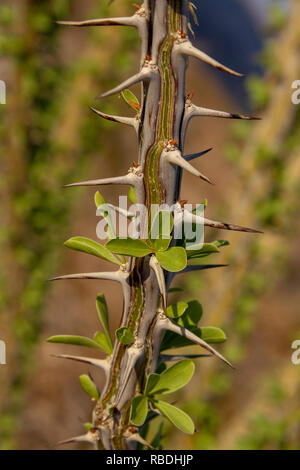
[56, 432, 99, 449]
[163, 149, 214, 185]
[56, 16, 138, 28]
[51, 354, 110, 374]
[158, 316, 233, 368]
[186, 104, 260, 121]
[63, 173, 137, 188]
[96, 68, 152, 99]
[126, 434, 154, 450]
[150, 255, 167, 310]
[184, 147, 213, 162]
[49, 271, 122, 282]
[181, 211, 263, 234]
[175, 40, 244, 77]
[196, 215, 263, 234]
[90, 107, 139, 133]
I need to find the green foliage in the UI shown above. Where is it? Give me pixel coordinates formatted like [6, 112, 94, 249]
[130, 396, 149, 426]
[166, 301, 188, 319]
[64, 236, 121, 266]
[115, 327, 134, 345]
[96, 294, 110, 337]
[95, 294, 113, 353]
[79, 374, 99, 401]
[199, 327, 227, 343]
[130, 360, 195, 434]
[107, 238, 153, 257]
[153, 400, 194, 435]
[120, 89, 141, 112]
[128, 187, 136, 205]
[145, 360, 195, 396]
[94, 191, 105, 208]
[93, 331, 113, 355]
[156, 247, 187, 272]
[107, 231, 187, 272]
[46, 335, 104, 351]
[186, 242, 219, 260]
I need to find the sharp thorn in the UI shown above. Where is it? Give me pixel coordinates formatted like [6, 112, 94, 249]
[96, 69, 150, 100]
[176, 41, 244, 77]
[164, 149, 214, 185]
[184, 148, 213, 162]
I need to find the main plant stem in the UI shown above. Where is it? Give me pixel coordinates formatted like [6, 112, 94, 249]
[93, 0, 187, 449]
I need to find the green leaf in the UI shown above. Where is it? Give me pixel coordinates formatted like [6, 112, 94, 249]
[166, 301, 188, 319]
[115, 327, 134, 345]
[153, 400, 194, 435]
[199, 326, 226, 343]
[120, 89, 141, 112]
[84, 422, 93, 432]
[202, 198, 208, 209]
[106, 238, 153, 257]
[213, 239, 230, 248]
[156, 247, 187, 272]
[64, 236, 121, 266]
[168, 287, 184, 293]
[149, 211, 173, 252]
[128, 187, 136, 205]
[148, 360, 195, 395]
[145, 373, 160, 395]
[186, 242, 219, 260]
[130, 396, 148, 426]
[94, 331, 113, 355]
[79, 374, 99, 400]
[46, 335, 103, 350]
[94, 191, 105, 208]
[96, 294, 110, 337]
[177, 300, 203, 327]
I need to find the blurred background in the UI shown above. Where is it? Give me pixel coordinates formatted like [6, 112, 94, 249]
[0, 0, 299, 450]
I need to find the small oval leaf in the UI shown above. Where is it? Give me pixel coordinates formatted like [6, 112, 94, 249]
[106, 238, 153, 257]
[47, 335, 103, 350]
[79, 374, 99, 400]
[120, 89, 141, 111]
[177, 300, 203, 327]
[115, 327, 134, 345]
[94, 331, 113, 355]
[166, 302, 188, 319]
[186, 242, 219, 260]
[94, 191, 105, 208]
[64, 236, 121, 266]
[199, 326, 226, 343]
[148, 360, 195, 395]
[130, 396, 148, 426]
[156, 247, 187, 272]
[153, 400, 194, 435]
[145, 373, 160, 395]
[128, 187, 136, 205]
[96, 294, 110, 337]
